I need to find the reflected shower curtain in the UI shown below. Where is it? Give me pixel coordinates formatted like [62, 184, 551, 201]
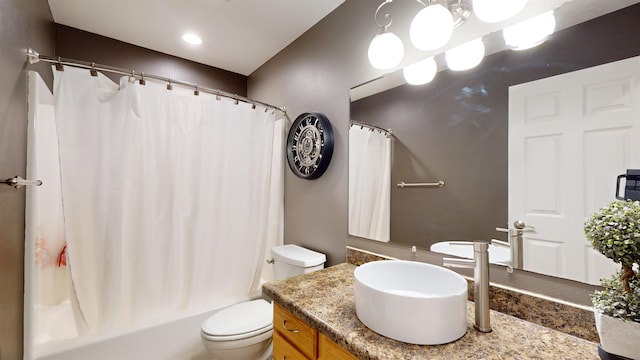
[348, 125, 391, 242]
[53, 67, 284, 333]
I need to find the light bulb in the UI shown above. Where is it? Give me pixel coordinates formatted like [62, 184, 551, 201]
[410, 4, 454, 51]
[182, 33, 202, 45]
[473, 0, 528, 23]
[368, 31, 405, 70]
[503, 11, 556, 50]
[445, 38, 485, 71]
[403, 57, 437, 85]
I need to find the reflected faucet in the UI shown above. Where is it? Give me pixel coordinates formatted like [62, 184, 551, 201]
[442, 242, 491, 333]
[492, 220, 536, 271]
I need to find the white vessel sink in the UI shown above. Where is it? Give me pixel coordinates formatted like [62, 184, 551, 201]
[430, 241, 511, 266]
[353, 260, 468, 345]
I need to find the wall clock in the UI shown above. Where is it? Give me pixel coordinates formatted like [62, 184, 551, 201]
[286, 112, 334, 180]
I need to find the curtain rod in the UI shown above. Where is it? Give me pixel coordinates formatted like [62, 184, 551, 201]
[350, 120, 393, 137]
[26, 48, 287, 114]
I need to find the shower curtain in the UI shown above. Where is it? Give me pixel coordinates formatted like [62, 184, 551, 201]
[348, 125, 391, 242]
[53, 67, 284, 333]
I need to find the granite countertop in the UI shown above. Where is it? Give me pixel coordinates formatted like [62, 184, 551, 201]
[262, 263, 599, 360]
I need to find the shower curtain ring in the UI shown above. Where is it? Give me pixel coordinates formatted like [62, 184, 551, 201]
[55, 57, 64, 72]
[167, 78, 173, 91]
[90, 62, 98, 77]
[215, 91, 221, 101]
[139, 72, 146, 86]
[194, 85, 200, 96]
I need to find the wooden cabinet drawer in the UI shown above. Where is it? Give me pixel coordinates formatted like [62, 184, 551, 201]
[318, 333, 358, 360]
[273, 330, 310, 360]
[274, 302, 317, 359]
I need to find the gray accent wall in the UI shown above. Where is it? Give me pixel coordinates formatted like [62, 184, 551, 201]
[248, 0, 387, 266]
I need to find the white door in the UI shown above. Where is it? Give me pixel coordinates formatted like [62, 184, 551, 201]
[509, 55, 640, 284]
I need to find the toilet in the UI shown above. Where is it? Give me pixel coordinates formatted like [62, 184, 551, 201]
[200, 244, 326, 360]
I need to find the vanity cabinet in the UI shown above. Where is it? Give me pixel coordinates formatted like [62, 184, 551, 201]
[317, 332, 357, 360]
[273, 302, 357, 360]
[274, 302, 317, 359]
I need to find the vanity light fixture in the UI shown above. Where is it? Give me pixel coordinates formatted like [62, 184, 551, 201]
[444, 37, 485, 71]
[368, 0, 404, 69]
[182, 33, 202, 45]
[409, 3, 454, 51]
[472, 0, 528, 23]
[403, 57, 437, 85]
[503, 11, 556, 50]
[369, 0, 530, 71]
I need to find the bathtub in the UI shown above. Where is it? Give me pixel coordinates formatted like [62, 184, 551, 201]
[33, 294, 258, 360]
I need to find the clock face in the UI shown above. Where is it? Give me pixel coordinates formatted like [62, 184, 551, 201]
[286, 112, 334, 180]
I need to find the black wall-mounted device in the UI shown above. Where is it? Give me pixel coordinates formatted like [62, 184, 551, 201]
[616, 169, 640, 201]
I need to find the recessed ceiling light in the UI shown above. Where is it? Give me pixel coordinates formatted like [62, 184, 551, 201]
[182, 33, 202, 45]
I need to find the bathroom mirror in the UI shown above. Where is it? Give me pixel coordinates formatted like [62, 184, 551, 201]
[349, 1, 640, 285]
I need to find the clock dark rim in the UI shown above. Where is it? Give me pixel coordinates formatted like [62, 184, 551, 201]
[286, 112, 334, 180]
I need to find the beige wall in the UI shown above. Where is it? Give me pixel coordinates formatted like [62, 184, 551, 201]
[0, 0, 55, 358]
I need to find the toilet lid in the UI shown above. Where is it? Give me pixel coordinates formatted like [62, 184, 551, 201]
[202, 299, 273, 337]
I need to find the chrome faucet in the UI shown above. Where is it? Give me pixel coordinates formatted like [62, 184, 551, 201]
[442, 242, 491, 333]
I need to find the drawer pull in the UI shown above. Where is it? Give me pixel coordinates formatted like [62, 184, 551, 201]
[282, 320, 300, 333]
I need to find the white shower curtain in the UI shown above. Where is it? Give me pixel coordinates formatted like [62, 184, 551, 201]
[348, 125, 391, 242]
[53, 67, 283, 333]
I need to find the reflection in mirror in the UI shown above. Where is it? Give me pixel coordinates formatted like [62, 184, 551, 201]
[349, 2, 640, 285]
[348, 122, 392, 242]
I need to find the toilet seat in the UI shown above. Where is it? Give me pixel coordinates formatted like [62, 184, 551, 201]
[201, 299, 273, 341]
[201, 325, 273, 342]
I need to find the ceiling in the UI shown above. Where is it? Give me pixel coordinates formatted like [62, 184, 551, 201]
[47, 0, 345, 76]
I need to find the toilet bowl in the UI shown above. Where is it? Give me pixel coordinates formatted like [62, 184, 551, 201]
[201, 299, 273, 360]
[201, 245, 326, 360]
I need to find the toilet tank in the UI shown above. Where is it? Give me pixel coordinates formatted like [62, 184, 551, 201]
[271, 245, 326, 280]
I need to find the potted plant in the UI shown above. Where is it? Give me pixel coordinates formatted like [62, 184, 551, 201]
[584, 199, 640, 359]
